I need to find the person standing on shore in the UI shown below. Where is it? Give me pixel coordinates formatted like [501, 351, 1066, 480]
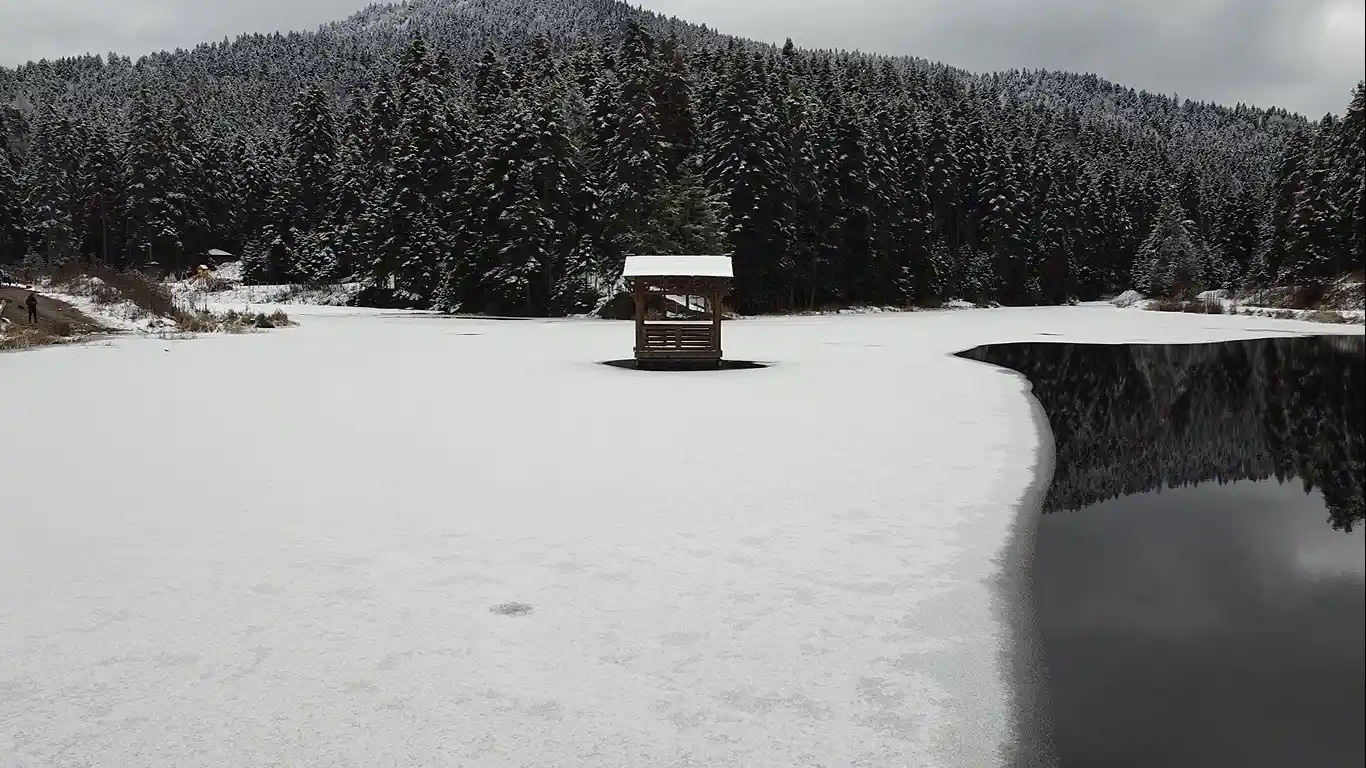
[26, 291, 39, 323]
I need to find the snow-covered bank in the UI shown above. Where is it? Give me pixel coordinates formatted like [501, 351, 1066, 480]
[1109, 280, 1366, 324]
[1, 306, 1359, 767]
[29, 275, 178, 333]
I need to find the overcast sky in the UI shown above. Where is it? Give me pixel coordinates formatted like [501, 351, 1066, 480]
[1, 0, 1361, 117]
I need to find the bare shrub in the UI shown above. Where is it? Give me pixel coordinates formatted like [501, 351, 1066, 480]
[1, 326, 62, 350]
[1148, 299, 1225, 315]
[1305, 310, 1350, 324]
[267, 310, 295, 327]
[175, 312, 222, 333]
[1284, 284, 1329, 310]
[201, 276, 234, 292]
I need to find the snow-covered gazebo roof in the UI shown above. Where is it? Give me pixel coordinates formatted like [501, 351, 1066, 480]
[623, 255, 733, 279]
[207, 249, 233, 258]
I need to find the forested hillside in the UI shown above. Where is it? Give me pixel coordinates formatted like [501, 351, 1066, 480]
[1, 0, 1361, 314]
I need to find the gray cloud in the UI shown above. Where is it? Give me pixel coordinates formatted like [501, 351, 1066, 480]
[1, 0, 1361, 117]
[639, 0, 1364, 116]
[0, 0, 371, 63]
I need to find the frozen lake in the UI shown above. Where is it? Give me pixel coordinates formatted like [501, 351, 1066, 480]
[2, 305, 1360, 767]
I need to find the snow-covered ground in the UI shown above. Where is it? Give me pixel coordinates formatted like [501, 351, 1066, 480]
[1109, 289, 1366, 323]
[167, 260, 366, 316]
[171, 280, 364, 314]
[30, 276, 179, 333]
[1, 306, 1359, 767]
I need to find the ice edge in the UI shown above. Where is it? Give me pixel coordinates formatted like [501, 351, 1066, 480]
[961, 353, 1060, 767]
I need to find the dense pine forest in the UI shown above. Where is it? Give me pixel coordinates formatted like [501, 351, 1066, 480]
[0, 0, 1362, 314]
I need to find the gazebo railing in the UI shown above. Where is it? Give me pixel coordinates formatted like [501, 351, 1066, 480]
[636, 321, 720, 358]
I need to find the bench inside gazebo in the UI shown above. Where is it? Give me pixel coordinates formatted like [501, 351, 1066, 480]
[623, 255, 733, 368]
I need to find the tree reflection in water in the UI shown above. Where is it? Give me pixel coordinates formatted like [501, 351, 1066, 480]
[962, 335, 1364, 532]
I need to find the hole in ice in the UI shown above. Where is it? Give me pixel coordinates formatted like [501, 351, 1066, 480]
[489, 602, 534, 617]
[598, 359, 773, 372]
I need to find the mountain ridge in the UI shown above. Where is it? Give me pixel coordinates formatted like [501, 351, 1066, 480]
[1, 0, 1359, 316]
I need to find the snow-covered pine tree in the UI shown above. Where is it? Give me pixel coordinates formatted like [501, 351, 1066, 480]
[1214, 183, 1262, 282]
[0, 151, 24, 264]
[293, 225, 339, 284]
[704, 45, 790, 312]
[1133, 194, 1206, 297]
[644, 169, 729, 257]
[485, 162, 555, 314]
[22, 112, 82, 267]
[473, 50, 512, 121]
[973, 142, 1024, 305]
[255, 169, 301, 284]
[168, 97, 212, 271]
[827, 96, 880, 304]
[123, 89, 181, 272]
[287, 84, 338, 232]
[878, 97, 934, 305]
[1201, 242, 1238, 290]
[1279, 165, 1340, 287]
[525, 72, 597, 313]
[600, 22, 669, 272]
[76, 122, 125, 266]
[366, 44, 454, 305]
[921, 103, 961, 253]
[1093, 165, 1136, 291]
[1260, 131, 1309, 282]
[1330, 82, 1364, 272]
[365, 87, 400, 182]
[786, 88, 829, 310]
[655, 34, 698, 181]
[231, 136, 270, 254]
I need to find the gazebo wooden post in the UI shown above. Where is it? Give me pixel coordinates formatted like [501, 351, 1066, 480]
[632, 280, 645, 353]
[711, 283, 722, 352]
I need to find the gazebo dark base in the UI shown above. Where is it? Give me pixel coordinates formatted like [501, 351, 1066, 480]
[600, 359, 770, 372]
[634, 358, 724, 371]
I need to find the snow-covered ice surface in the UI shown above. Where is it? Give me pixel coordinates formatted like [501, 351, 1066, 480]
[2, 305, 1360, 767]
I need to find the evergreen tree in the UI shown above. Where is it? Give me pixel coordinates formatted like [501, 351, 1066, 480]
[22, 113, 82, 266]
[77, 123, 125, 265]
[123, 89, 180, 271]
[600, 22, 669, 270]
[1331, 82, 1364, 271]
[704, 47, 789, 311]
[232, 136, 270, 251]
[655, 34, 698, 180]
[364, 46, 453, 304]
[473, 50, 512, 120]
[168, 96, 212, 268]
[1279, 166, 1340, 287]
[1260, 132, 1308, 281]
[0, 152, 24, 264]
[1133, 195, 1206, 297]
[288, 85, 338, 231]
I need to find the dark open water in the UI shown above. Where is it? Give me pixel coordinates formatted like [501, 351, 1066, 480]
[962, 335, 1365, 768]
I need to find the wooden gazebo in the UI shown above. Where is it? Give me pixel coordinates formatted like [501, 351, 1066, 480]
[623, 255, 733, 367]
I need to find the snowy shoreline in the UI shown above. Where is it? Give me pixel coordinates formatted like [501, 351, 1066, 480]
[2, 305, 1360, 767]
[956, 353, 1060, 767]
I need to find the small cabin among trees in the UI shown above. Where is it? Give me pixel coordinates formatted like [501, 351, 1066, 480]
[623, 255, 733, 367]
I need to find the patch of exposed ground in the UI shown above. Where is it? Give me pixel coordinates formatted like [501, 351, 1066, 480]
[0, 286, 108, 350]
